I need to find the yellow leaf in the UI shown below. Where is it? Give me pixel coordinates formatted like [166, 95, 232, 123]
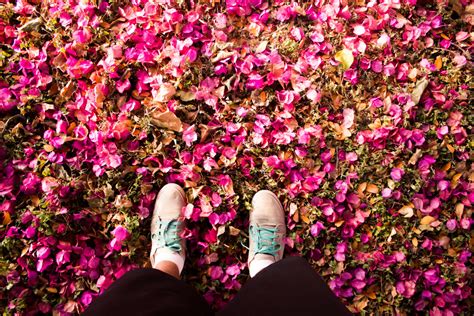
[47, 287, 58, 293]
[420, 216, 436, 225]
[335, 220, 345, 227]
[442, 162, 451, 171]
[366, 291, 377, 300]
[292, 211, 299, 223]
[300, 213, 310, 224]
[255, 41, 268, 53]
[335, 48, 354, 70]
[446, 143, 455, 153]
[451, 173, 462, 188]
[435, 56, 442, 70]
[44, 144, 54, 152]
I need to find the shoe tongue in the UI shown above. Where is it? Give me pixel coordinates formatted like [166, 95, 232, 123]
[254, 253, 275, 262]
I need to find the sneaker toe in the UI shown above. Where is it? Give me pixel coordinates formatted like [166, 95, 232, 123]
[251, 190, 285, 226]
[153, 183, 186, 220]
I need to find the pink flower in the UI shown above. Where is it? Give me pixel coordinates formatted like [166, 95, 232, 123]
[460, 218, 471, 230]
[0, 88, 15, 112]
[112, 225, 129, 242]
[310, 221, 325, 237]
[213, 13, 227, 29]
[80, 292, 94, 306]
[183, 125, 198, 147]
[453, 54, 467, 68]
[390, 168, 405, 182]
[343, 108, 355, 129]
[41, 177, 59, 193]
[225, 264, 241, 277]
[36, 247, 50, 259]
[372, 60, 383, 73]
[209, 266, 224, 280]
[36, 258, 53, 272]
[382, 188, 392, 198]
[346, 152, 358, 162]
[73, 29, 92, 44]
[246, 73, 265, 90]
[21, 173, 41, 195]
[120, 99, 140, 112]
[290, 27, 304, 41]
[353, 25, 365, 36]
[116, 79, 131, 93]
[396, 280, 417, 298]
[436, 126, 449, 139]
[56, 250, 71, 266]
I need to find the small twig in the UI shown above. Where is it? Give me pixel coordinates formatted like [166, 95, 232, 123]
[0, 114, 25, 135]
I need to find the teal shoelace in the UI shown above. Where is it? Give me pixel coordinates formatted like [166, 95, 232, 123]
[249, 225, 281, 256]
[151, 219, 182, 252]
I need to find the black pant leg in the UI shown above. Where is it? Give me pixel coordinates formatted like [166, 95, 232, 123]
[83, 268, 213, 316]
[217, 256, 352, 316]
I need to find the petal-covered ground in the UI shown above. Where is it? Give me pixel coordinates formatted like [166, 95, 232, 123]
[0, 0, 473, 314]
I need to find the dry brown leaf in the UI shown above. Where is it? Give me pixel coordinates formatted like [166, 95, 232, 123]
[176, 90, 195, 102]
[411, 77, 429, 105]
[358, 182, 367, 195]
[354, 297, 369, 311]
[366, 183, 379, 194]
[229, 226, 240, 236]
[365, 285, 377, 300]
[408, 149, 422, 165]
[2, 212, 11, 225]
[150, 110, 183, 132]
[455, 203, 464, 220]
[399, 205, 414, 218]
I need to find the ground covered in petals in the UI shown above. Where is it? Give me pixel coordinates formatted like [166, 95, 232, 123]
[0, 0, 473, 314]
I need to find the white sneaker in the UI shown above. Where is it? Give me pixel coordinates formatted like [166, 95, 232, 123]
[248, 190, 286, 277]
[150, 184, 186, 273]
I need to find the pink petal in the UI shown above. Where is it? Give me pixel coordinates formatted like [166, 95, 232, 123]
[353, 25, 365, 36]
